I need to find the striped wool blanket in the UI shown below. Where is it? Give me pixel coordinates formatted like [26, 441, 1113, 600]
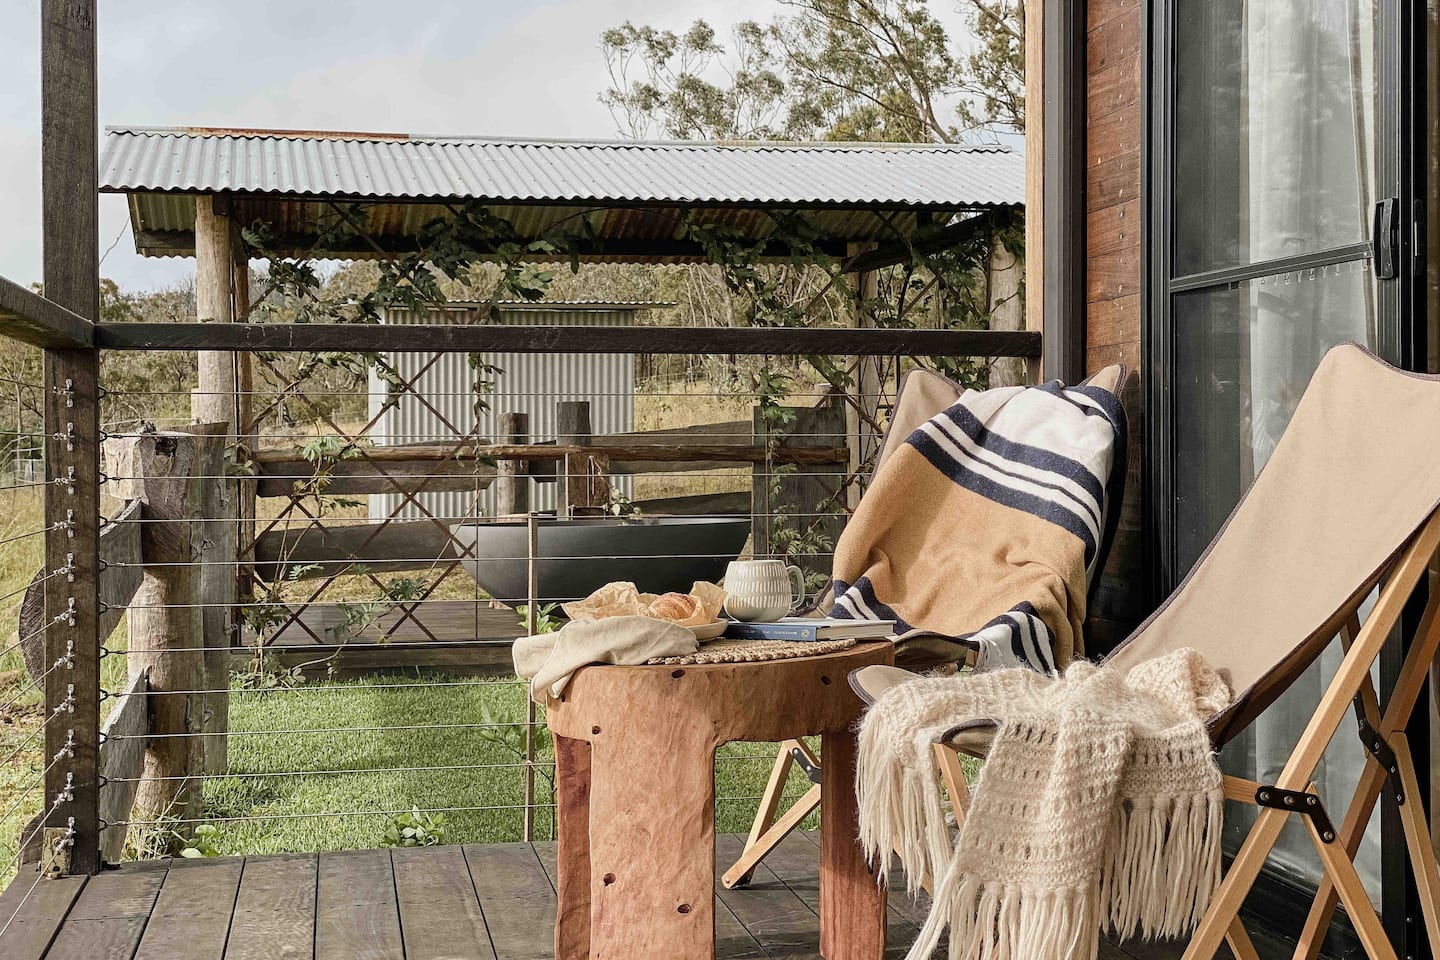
[831, 367, 1126, 672]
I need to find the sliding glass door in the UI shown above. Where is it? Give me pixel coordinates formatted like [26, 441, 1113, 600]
[1148, 0, 1426, 945]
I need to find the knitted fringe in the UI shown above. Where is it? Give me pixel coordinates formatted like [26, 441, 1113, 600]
[909, 871, 1103, 960]
[856, 720, 952, 896]
[1099, 791, 1225, 942]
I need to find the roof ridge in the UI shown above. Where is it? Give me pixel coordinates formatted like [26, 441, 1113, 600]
[104, 125, 1013, 153]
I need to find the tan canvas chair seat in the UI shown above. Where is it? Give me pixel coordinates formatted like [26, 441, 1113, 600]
[853, 344, 1440, 960]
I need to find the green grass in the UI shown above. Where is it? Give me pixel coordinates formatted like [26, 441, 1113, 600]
[128, 672, 819, 858]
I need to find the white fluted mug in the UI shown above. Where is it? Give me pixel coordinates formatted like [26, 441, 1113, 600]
[722, 560, 806, 622]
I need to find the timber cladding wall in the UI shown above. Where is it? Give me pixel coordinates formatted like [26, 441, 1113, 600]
[1085, 0, 1146, 649]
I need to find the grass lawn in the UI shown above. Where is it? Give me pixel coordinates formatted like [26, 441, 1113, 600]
[131, 672, 820, 858]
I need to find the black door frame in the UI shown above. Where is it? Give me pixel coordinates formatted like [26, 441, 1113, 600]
[1139, 0, 1429, 954]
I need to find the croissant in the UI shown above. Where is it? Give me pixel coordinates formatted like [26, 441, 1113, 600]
[647, 592, 699, 622]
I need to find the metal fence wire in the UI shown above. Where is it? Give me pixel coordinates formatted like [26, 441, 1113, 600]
[0, 325, 1028, 923]
[58, 348, 957, 870]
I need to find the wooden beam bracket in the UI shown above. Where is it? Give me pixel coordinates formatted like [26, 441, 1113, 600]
[0, 275, 94, 349]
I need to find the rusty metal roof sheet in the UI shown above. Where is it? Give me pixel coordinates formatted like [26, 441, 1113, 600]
[101, 126, 1022, 259]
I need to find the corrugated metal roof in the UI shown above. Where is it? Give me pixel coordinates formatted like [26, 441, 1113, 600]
[101, 126, 1024, 208]
[103, 126, 1022, 259]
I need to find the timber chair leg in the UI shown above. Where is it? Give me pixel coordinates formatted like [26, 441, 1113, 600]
[1181, 510, 1440, 960]
[723, 739, 820, 888]
[1294, 575, 1440, 960]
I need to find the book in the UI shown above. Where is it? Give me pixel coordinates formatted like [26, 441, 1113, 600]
[722, 617, 897, 642]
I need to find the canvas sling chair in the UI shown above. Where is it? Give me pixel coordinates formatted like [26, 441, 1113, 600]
[853, 342, 1440, 960]
[722, 362, 1129, 889]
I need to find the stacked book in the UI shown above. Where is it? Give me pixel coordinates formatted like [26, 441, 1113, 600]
[722, 617, 897, 642]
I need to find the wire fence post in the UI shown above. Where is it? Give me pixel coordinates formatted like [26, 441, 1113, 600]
[523, 512, 539, 842]
[42, 348, 101, 875]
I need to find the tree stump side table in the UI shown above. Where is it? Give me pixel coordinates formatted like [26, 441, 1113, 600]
[547, 641, 893, 960]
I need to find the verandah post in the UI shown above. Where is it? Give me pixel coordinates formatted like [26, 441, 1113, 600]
[40, 0, 101, 876]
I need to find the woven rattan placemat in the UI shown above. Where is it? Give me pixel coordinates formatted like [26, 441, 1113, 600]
[646, 637, 857, 665]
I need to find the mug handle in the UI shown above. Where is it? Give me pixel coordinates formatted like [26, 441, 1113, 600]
[786, 564, 807, 612]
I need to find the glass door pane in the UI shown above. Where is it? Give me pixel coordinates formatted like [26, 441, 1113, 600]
[1173, 0, 1377, 276]
[1171, 259, 1383, 896]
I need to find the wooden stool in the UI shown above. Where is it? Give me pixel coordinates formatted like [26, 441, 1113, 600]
[548, 641, 893, 960]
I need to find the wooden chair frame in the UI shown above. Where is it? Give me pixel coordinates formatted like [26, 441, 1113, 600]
[927, 508, 1440, 960]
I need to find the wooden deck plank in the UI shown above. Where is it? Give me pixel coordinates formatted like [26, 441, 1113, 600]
[535, 838, 766, 958]
[0, 870, 87, 960]
[315, 850, 403, 960]
[392, 845, 495, 960]
[462, 843, 554, 960]
[46, 867, 165, 960]
[715, 833, 822, 959]
[225, 854, 318, 960]
[797, 830, 934, 932]
[134, 857, 242, 960]
[5, 840, 1346, 960]
[753, 831, 915, 957]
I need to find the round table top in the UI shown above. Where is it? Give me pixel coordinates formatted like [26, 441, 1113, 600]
[546, 640, 894, 745]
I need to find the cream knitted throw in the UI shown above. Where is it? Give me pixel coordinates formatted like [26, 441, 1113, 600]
[857, 648, 1231, 960]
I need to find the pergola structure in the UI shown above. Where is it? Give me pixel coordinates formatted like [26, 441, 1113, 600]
[0, 0, 1040, 888]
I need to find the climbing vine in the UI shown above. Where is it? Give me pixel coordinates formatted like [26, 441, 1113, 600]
[232, 198, 1017, 657]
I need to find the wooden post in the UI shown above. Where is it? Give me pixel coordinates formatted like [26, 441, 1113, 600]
[193, 195, 239, 775]
[495, 412, 531, 516]
[556, 401, 593, 516]
[845, 244, 882, 509]
[41, 0, 102, 876]
[117, 430, 224, 831]
[987, 229, 1028, 387]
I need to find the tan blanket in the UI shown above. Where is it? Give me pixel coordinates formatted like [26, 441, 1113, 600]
[831, 369, 1126, 672]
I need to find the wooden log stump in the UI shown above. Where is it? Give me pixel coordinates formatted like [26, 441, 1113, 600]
[495, 411, 531, 516]
[116, 429, 224, 832]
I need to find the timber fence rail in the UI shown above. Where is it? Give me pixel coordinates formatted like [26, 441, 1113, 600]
[0, 300, 1038, 885]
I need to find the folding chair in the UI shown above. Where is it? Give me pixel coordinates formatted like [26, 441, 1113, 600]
[855, 343, 1440, 959]
[723, 362, 1129, 889]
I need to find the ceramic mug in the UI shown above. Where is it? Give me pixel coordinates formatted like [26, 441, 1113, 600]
[722, 559, 806, 622]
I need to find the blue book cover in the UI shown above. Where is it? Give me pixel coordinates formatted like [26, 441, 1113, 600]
[722, 618, 896, 642]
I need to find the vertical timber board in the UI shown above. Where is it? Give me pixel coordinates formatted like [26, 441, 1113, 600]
[1025, 0, 1045, 353]
[41, 0, 100, 875]
[1083, 0, 1147, 642]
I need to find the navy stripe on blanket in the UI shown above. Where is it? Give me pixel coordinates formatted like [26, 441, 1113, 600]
[907, 427, 1100, 567]
[968, 601, 1058, 674]
[830, 576, 913, 632]
[934, 401, 1107, 511]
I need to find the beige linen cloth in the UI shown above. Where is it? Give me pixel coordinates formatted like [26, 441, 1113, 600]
[512, 615, 696, 701]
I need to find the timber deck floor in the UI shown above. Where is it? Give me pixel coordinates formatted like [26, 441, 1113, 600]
[0, 833, 1324, 960]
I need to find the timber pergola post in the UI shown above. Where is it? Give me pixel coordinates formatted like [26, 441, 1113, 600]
[192, 194, 248, 774]
[845, 242, 881, 509]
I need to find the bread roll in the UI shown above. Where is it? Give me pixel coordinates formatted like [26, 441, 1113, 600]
[647, 592, 699, 622]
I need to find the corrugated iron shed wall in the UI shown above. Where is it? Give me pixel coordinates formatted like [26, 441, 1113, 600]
[368, 304, 638, 521]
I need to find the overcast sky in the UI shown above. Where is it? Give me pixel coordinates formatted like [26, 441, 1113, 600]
[0, 0, 972, 292]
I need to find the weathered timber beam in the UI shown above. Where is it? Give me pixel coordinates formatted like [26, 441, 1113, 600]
[252, 520, 461, 579]
[841, 211, 1004, 275]
[96, 671, 147, 864]
[631, 491, 751, 516]
[95, 322, 1041, 358]
[253, 456, 496, 498]
[0, 274, 93, 348]
[132, 228, 851, 263]
[251, 441, 846, 468]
